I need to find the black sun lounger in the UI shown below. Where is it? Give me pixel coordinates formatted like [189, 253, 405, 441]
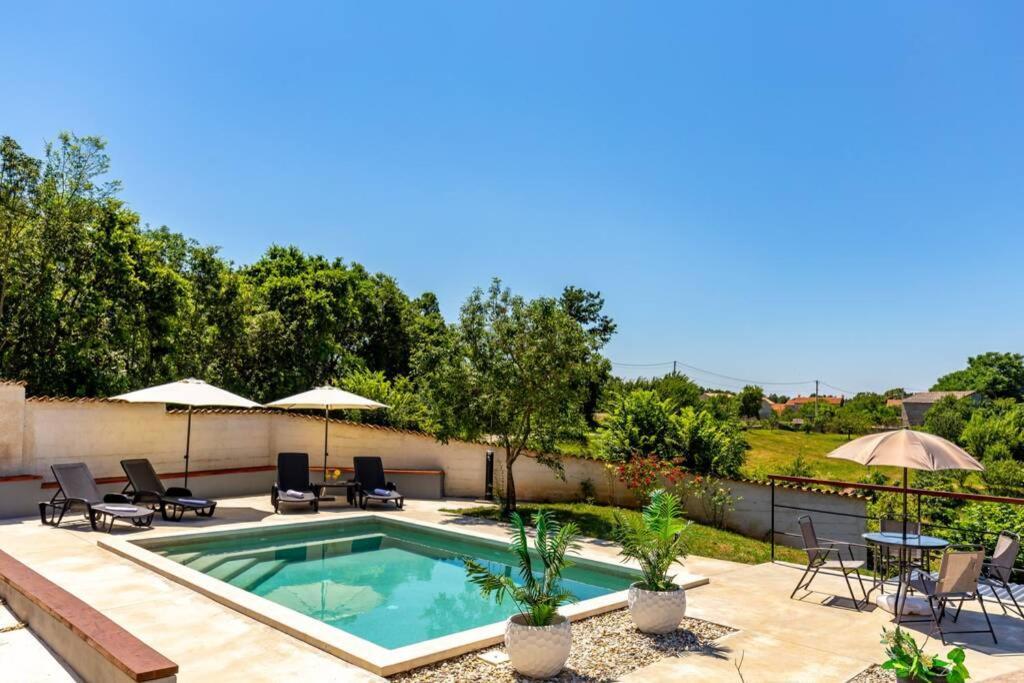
[271, 452, 319, 514]
[39, 463, 155, 532]
[121, 458, 217, 521]
[352, 457, 404, 510]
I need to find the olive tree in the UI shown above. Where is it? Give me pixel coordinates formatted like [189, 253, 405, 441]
[416, 280, 606, 515]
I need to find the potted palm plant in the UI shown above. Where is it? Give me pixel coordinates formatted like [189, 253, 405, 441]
[613, 488, 690, 633]
[881, 628, 970, 683]
[464, 509, 581, 679]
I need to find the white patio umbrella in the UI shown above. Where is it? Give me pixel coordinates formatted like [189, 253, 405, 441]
[827, 428, 984, 535]
[265, 386, 387, 476]
[111, 378, 260, 487]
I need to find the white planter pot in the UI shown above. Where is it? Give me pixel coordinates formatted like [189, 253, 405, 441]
[504, 613, 571, 679]
[627, 582, 686, 634]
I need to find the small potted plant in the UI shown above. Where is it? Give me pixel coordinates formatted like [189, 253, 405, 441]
[881, 628, 970, 682]
[613, 488, 689, 633]
[464, 510, 581, 679]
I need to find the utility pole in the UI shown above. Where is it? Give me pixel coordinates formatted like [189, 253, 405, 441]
[814, 379, 819, 424]
[672, 360, 677, 376]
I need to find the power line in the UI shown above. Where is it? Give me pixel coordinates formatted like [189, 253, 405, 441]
[610, 358, 880, 395]
[611, 358, 814, 387]
[609, 361, 676, 368]
[819, 381, 861, 396]
[672, 361, 815, 387]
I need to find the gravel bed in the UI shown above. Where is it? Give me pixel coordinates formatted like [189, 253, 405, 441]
[848, 665, 893, 682]
[389, 609, 736, 683]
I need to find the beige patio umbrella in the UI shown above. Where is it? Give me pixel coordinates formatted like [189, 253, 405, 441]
[827, 428, 984, 535]
[265, 386, 387, 476]
[111, 378, 260, 487]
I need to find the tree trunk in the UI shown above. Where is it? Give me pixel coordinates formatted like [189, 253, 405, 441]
[503, 449, 517, 517]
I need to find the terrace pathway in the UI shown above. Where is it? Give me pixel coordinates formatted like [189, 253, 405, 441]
[5, 495, 1024, 681]
[623, 556, 1024, 682]
[0, 600, 80, 681]
[0, 495, 703, 682]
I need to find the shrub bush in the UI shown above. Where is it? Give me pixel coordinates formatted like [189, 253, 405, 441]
[980, 459, 1024, 497]
[597, 390, 680, 463]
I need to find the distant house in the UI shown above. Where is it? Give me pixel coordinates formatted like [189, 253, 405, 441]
[784, 395, 843, 411]
[886, 398, 903, 409]
[766, 399, 786, 417]
[901, 391, 979, 426]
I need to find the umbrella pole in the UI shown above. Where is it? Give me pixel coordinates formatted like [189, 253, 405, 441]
[184, 406, 193, 489]
[323, 406, 329, 476]
[902, 467, 908, 541]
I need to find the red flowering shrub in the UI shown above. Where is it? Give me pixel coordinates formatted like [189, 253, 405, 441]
[616, 453, 685, 502]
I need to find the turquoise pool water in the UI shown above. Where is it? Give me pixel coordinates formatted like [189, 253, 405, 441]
[142, 519, 637, 649]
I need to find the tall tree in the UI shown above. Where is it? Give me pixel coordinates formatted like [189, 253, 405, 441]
[737, 385, 765, 419]
[417, 280, 607, 515]
[932, 352, 1024, 401]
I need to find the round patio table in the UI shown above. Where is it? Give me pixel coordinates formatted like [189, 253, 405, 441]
[862, 531, 949, 621]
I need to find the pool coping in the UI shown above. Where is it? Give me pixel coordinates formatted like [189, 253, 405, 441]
[98, 512, 708, 676]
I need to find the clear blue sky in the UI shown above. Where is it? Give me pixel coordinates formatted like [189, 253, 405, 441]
[4, 2, 1023, 395]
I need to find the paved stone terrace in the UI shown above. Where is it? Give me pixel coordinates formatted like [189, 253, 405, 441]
[3, 496, 1024, 682]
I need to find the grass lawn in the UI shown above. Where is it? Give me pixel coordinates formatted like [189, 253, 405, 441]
[443, 502, 806, 565]
[742, 429, 901, 483]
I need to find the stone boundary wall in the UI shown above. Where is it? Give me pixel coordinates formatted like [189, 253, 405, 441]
[0, 382, 868, 549]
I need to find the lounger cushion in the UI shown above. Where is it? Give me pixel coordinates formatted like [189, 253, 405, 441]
[279, 490, 316, 502]
[91, 503, 151, 517]
[164, 497, 214, 508]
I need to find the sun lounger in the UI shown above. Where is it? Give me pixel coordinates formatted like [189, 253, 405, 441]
[352, 457, 404, 510]
[271, 453, 319, 514]
[39, 463, 154, 532]
[120, 458, 217, 521]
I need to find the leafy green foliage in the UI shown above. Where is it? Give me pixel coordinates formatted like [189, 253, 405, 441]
[613, 489, 689, 591]
[923, 395, 976, 443]
[933, 351, 1024, 401]
[961, 401, 1024, 462]
[614, 454, 685, 502]
[736, 385, 765, 419]
[447, 501, 807, 565]
[979, 459, 1024, 497]
[339, 369, 432, 431]
[674, 406, 747, 476]
[0, 133, 447, 402]
[463, 509, 581, 626]
[680, 475, 738, 529]
[415, 279, 608, 514]
[779, 452, 815, 478]
[945, 502, 1024, 554]
[603, 373, 703, 412]
[596, 389, 680, 462]
[880, 628, 970, 683]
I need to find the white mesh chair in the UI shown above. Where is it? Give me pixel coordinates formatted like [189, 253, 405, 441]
[790, 515, 869, 610]
[904, 547, 996, 644]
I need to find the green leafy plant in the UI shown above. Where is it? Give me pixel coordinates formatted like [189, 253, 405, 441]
[779, 452, 815, 478]
[880, 628, 970, 683]
[613, 489, 690, 591]
[464, 509, 581, 626]
[681, 475, 738, 529]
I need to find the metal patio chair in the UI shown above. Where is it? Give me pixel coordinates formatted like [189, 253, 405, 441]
[978, 531, 1024, 620]
[790, 515, 869, 611]
[903, 546, 997, 645]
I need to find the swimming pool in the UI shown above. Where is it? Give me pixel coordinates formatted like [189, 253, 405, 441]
[141, 517, 637, 650]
